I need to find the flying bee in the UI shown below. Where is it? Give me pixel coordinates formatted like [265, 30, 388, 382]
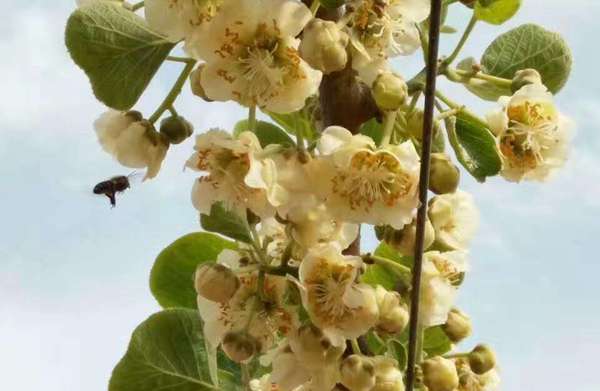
[93, 172, 142, 207]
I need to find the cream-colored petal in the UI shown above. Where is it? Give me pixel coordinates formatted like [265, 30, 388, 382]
[144, 0, 185, 42]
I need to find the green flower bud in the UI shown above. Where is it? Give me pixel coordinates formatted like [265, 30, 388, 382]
[429, 153, 460, 195]
[189, 64, 213, 102]
[299, 19, 349, 74]
[372, 72, 408, 111]
[159, 115, 193, 144]
[222, 331, 260, 363]
[511, 68, 543, 93]
[405, 109, 441, 142]
[442, 308, 472, 343]
[341, 355, 376, 391]
[422, 357, 459, 391]
[469, 344, 496, 374]
[194, 263, 240, 303]
[379, 218, 435, 256]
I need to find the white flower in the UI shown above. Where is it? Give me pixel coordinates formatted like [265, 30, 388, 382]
[299, 18, 349, 74]
[187, 129, 287, 217]
[420, 250, 468, 327]
[94, 110, 168, 179]
[347, 0, 430, 83]
[314, 126, 420, 229]
[197, 272, 298, 354]
[191, 0, 322, 113]
[144, 0, 221, 44]
[428, 190, 479, 251]
[486, 83, 573, 182]
[297, 244, 379, 345]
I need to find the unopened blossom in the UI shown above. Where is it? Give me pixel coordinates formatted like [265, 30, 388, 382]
[315, 126, 420, 229]
[372, 356, 405, 391]
[94, 110, 169, 179]
[428, 190, 479, 251]
[340, 355, 376, 391]
[455, 358, 501, 391]
[486, 83, 573, 182]
[192, 0, 322, 113]
[297, 244, 379, 346]
[144, 0, 221, 46]
[420, 250, 469, 327]
[186, 129, 287, 217]
[422, 357, 459, 391]
[299, 18, 349, 74]
[197, 272, 298, 355]
[374, 285, 409, 334]
[347, 0, 430, 83]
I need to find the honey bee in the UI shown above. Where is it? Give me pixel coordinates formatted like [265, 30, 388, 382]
[93, 172, 141, 207]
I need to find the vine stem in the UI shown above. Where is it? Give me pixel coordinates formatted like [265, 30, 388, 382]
[130, 1, 144, 12]
[442, 14, 477, 67]
[148, 60, 196, 124]
[380, 111, 398, 146]
[405, 1, 444, 390]
[248, 106, 257, 132]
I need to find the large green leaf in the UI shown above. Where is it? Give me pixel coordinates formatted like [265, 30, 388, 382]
[481, 24, 572, 94]
[65, 2, 175, 110]
[423, 326, 453, 357]
[200, 202, 253, 243]
[446, 113, 501, 182]
[234, 120, 296, 147]
[150, 233, 236, 309]
[359, 118, 384, 146]
[474, 0, 521, 25]
[109, 309, 240, 391]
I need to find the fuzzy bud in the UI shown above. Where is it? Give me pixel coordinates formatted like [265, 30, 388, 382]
[189, 64, 213, 102]
[299, 19, 349, 74]
[222, 331, 260, 363]
[372, 357, 405, 391]
[422, 357, 459, 391]
[405, 109, 441, 142]
[341, 355, 377, 391]
[194, 263, 240, 303]
[159, 115, 193, 144]
[511, 68, 543, 93]
[379, 218, 435, 256]
[442, 308, 472, 343]
[375, 286, 409, 335]
[469, 344, 496, 374]
[372, 72, 408, 111]
[429, 153, 460, 195]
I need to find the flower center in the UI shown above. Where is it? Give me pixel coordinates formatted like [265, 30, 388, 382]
[238, 43, 285, 101]
[332, 150, 413, 211]
[306, 259, 355, 324]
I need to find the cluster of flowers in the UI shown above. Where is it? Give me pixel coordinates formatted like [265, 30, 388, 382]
[84, 0, 574, 390]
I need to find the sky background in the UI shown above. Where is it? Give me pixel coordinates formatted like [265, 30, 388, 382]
[1, 0, 599, 390]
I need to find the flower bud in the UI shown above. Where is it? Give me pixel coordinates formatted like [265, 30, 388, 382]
[299, 19, 349, 74]
[429, 153, 460, 195]
[405, 109, 441, 142]
[194, 263, 240, 303]
[222, 331, 260, 363]
[442, 308, 472, 343]
[372, 357, 405, 391]
[375, 286, 409, 335]
[422, 357, 459, 391]
[289, 324, 344, 370]
[380, 218, 435, 256]
[159, 115, 193, 144]
[189, 64, 213, 102]
[511, 68, 542, 93]
[340, 355, 376, 391]
[468, 344, 496, 374]
[372, 72, 408, 111]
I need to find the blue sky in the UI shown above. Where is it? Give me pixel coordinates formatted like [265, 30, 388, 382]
[1, 1, 599, 390]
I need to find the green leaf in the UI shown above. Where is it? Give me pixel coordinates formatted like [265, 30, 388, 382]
[150, 233, 237, 309]
[481, 24, 573, 94]
[359, 118, 384, 146]
[423, 326, 453, 357]
[266, 104, 319, 142]
[361, 242, 413, 290]
[474, 0, 521, 25]
[387, 339, 408, 370]
[109, 309, 240, 391]
[365, 331, 387, 355]
[234, 120, 296, 148]
[65, 2, 175, 110]
[200, 202, 253, 243]
[457, 57, 512, 101]
[446, 113, 501, 182]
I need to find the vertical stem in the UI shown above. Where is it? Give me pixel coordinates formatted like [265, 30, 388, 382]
[405, 1, 443, 391]
[241, 363, 251, 391]
[380, 111, 398, 146]
[248, 105, 257, 132]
